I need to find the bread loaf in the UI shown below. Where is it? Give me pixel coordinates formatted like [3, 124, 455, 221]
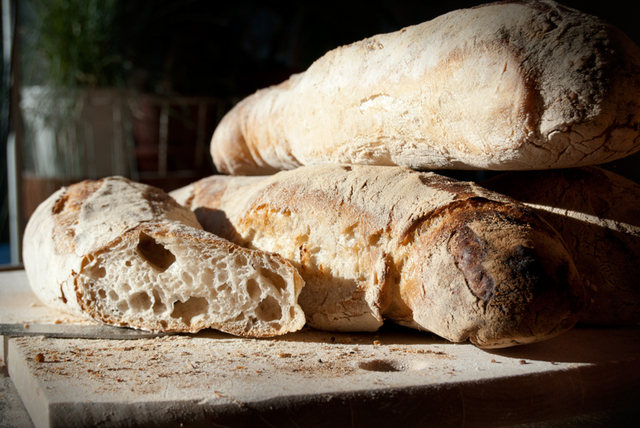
[210, 0, 640, 175]
[171, 165, 584, 348]
[482, 167, 640, 326]
[22, 176, 305, 337]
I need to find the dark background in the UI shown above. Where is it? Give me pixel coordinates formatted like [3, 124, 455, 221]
[113, 0, 640, 180]
[113, 0, 640, 99]
[112, 0, 640, 182]
[2, 0, 640, 263]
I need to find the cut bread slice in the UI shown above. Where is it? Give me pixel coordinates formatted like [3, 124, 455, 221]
[22, 176, 306, 337]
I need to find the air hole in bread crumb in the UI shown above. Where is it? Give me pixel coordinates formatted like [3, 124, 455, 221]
[98, 289, 107, 299]
[152, 289, 166, 314]
[217, 271, 228, 283]
[256, 295, 282, 322]
[82, 256, 107, 279]
[171, 297, 208, 325]
[246, 279, 260, 299]
[258, 267, 287, 293]
[108, 290, 119, 301]
[130, 292, 152, 312]
[181, 271, 193, 286]
[92, 265, 107, 279]
[202, 267, 214, 282]
[137, 232, 176, 272]
[117, 300, 129, 312]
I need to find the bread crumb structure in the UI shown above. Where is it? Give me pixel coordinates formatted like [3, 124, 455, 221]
[22, 177, 305, 337]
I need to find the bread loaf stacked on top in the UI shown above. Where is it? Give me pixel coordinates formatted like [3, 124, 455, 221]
[23, 0, 640, 347]
[210, 0, 640, 175]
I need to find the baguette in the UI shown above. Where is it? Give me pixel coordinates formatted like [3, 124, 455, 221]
[172, 165, 584, 348]
[482, 167, 640, 326]
[211, 0, 640, 175]
[22, 176, 305, 337]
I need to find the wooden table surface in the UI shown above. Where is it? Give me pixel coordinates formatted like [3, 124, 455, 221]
[1, 269, 639, 428]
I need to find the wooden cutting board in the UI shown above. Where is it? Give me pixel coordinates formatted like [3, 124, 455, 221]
[2, 269, 639, 428]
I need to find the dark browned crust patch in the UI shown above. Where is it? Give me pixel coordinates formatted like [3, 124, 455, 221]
[448, 224, 495, 302]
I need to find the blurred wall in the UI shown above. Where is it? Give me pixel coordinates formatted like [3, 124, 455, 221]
[4, 0, 640, 265]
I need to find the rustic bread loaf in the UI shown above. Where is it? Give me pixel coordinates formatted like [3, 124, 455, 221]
[22, 176, 305, 337]
[171, 165, 584, 348]
[210, 0, 640, 175]
[482, 167, 640, 326]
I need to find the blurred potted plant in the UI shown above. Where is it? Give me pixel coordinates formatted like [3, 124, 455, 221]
[19, 0, 136, 217]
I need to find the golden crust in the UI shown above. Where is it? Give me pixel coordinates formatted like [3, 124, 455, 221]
[180, 165, 585, 348]
[211, 1, 640, 174]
